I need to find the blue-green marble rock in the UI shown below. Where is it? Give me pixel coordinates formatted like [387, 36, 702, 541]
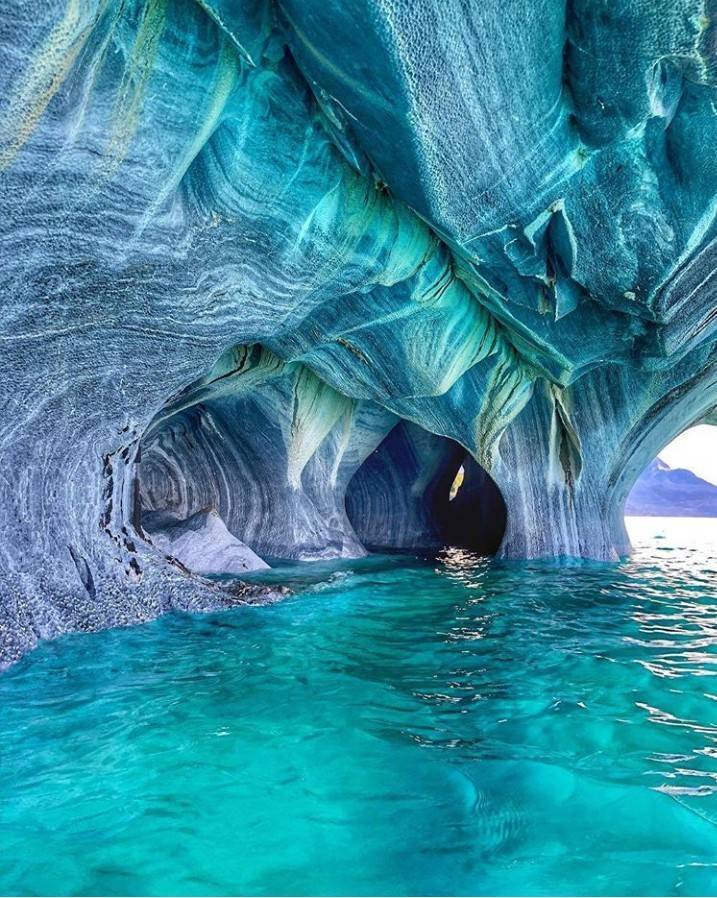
[1, 0, 717, 663]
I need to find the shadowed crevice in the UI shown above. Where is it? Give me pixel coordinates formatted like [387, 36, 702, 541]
[345, 420, 506, 555]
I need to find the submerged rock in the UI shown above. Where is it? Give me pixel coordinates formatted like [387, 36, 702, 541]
[1, 0, 717, 662]
[143, 509, 270, 575]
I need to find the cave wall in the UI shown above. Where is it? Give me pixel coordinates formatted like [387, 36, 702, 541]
[1, 0, 717, 662]
[140, 345, 398, 560]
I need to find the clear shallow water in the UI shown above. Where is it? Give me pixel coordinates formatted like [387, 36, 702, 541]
[2, 518, 717, 896]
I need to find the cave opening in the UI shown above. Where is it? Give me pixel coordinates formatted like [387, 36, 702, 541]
[623, 424, 717, 554]
[449, 465, 464, 501]
[626, 424, 717, 520]
[134, 345, 507, 576]
[344, 420, 506, 557]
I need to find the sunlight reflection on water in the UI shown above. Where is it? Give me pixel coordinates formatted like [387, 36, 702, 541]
[1, 518, 717, 894]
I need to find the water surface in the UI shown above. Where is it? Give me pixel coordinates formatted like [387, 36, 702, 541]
[2, 517, 717, 895]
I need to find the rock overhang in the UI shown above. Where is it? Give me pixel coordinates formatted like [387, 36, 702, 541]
[1, 0, 717, 663]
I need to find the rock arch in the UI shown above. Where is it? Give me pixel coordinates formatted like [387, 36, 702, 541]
[490, 344, 717, 560]
[139, 344, 397, 563]
[3, 0, 717, 664]
[345, 421, 506, 555]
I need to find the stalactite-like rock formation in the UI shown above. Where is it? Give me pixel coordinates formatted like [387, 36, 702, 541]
[1, 0, 717, 664]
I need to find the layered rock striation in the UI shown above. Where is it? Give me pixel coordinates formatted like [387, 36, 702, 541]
[2, 0, 717, 662]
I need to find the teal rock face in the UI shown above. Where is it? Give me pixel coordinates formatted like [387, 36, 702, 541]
[1, 0, 717, 662]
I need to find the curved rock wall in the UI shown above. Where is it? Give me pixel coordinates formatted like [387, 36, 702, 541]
[1, 0, 717, 662]
[140, 345, 398, 560]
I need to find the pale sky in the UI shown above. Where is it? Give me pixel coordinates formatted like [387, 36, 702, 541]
[659, 425, 717, 485]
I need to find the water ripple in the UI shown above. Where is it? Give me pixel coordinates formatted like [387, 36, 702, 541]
[1, 517, 717, 894]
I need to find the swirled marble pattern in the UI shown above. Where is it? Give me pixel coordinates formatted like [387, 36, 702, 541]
[2, 0, 717, 662]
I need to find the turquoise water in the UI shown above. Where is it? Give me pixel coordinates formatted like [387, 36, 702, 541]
[2, 518, 717, 896]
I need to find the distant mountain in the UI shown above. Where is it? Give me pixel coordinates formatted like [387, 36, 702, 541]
[626, 458, 717, 516]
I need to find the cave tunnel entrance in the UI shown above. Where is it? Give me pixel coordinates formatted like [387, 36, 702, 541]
[345, 420, 506, 556]
[134, 344, 507, 575]
[625, 424, 717, 521]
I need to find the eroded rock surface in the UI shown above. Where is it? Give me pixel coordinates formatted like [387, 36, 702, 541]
[143, 509, 270, 575]
[2, 0, 717, 663]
